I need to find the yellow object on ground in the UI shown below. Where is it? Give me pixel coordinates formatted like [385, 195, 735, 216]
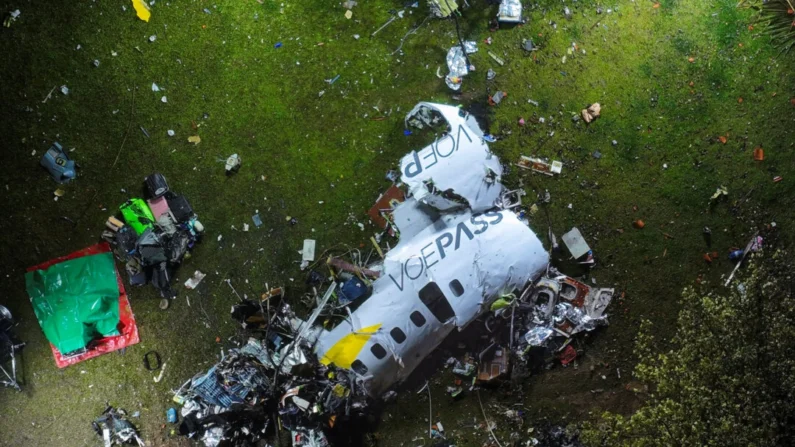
[320, 323, 381, 368]
[132, 0, 151, 22]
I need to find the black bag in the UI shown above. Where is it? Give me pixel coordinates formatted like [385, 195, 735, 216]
[167, 194, 194, 223]
[115, 226, 138, 255]
[166, 231, 191, 264]
[145, 173, 169, 198]
[150, 263, 176, 298]
[137, 229, 167, 266]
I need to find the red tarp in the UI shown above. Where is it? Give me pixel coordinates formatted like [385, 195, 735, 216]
[26, 242, 140, 368]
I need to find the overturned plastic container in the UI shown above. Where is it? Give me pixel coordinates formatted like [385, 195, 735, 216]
[40, 142, 76, 183]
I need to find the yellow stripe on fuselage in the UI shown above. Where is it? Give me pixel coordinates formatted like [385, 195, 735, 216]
[320, 323, 382, 368]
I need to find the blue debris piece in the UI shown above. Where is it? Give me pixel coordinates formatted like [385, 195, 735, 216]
[40, 142, 76, 183]
[338, 278, 368, 305]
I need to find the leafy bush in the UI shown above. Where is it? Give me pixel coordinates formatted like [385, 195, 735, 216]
[583, 246, 795, 446]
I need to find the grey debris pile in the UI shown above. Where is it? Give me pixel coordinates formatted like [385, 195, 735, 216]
[511, 273, 613, 357]
[92, 406, 145, 447]
[174, 299, 368, 446]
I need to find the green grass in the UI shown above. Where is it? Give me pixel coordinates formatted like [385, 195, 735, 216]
[0, 0, 794, 445]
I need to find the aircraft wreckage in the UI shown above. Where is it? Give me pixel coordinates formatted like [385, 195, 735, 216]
[172, 102, 615, 446]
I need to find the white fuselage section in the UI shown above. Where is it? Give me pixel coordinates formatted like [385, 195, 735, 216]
[315, 208, 548, 396]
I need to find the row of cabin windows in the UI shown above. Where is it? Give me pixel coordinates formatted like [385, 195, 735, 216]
[350, 280, 465, 376]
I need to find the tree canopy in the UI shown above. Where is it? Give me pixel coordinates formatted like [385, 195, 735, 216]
[584, 247, 795, 447]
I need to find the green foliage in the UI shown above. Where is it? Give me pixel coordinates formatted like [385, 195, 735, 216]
[743, 0, 795, 52]
[583, 249, 795, 446]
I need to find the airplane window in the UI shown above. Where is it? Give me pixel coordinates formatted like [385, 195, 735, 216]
[410, 311, 426, 327]
[449, 279, 464, 297]
[351, 359, 368, 375]
[370, 343, 387, 359]
[418, 282, 456, 323]
[390, 327, 407, 344]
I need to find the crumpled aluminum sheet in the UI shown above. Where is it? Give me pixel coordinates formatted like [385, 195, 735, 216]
[565, 305, 585, 326]
[200, 426, 225, 447]
[552, 302, 571, 324]
[445, 41, 478, 91]
[525, 326, 554, 346]
[498, 0, 522, 22]
[585, 289, 613, 320]
[572, 315, 599, 334]
[279, 343, 309, 374]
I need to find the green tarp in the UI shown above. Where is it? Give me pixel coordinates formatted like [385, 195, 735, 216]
[25, 252, 120, 354]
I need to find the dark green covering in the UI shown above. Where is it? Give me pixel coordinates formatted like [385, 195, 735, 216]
[25, 252, 120, 354]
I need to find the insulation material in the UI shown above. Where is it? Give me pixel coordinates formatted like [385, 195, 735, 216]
[314, 209, 548, 396]
[25, 243, 139, 368]
[445, 41, 478, 91]
[400, 103, 502, 213]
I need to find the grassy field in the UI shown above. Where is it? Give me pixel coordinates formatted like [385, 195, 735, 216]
[0, 0, 793, 445]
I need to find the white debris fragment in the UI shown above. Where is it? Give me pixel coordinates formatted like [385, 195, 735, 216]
[149, 35, 157, 42]
[153, 362, 167, 382]
[302, 239, 316, 262]
[167, 130, 175, 136]
[60, 85, 69, 95]
[184, 271, 207, 289]
[161, 96, 168, 103]
[151, 83, 160, 92]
